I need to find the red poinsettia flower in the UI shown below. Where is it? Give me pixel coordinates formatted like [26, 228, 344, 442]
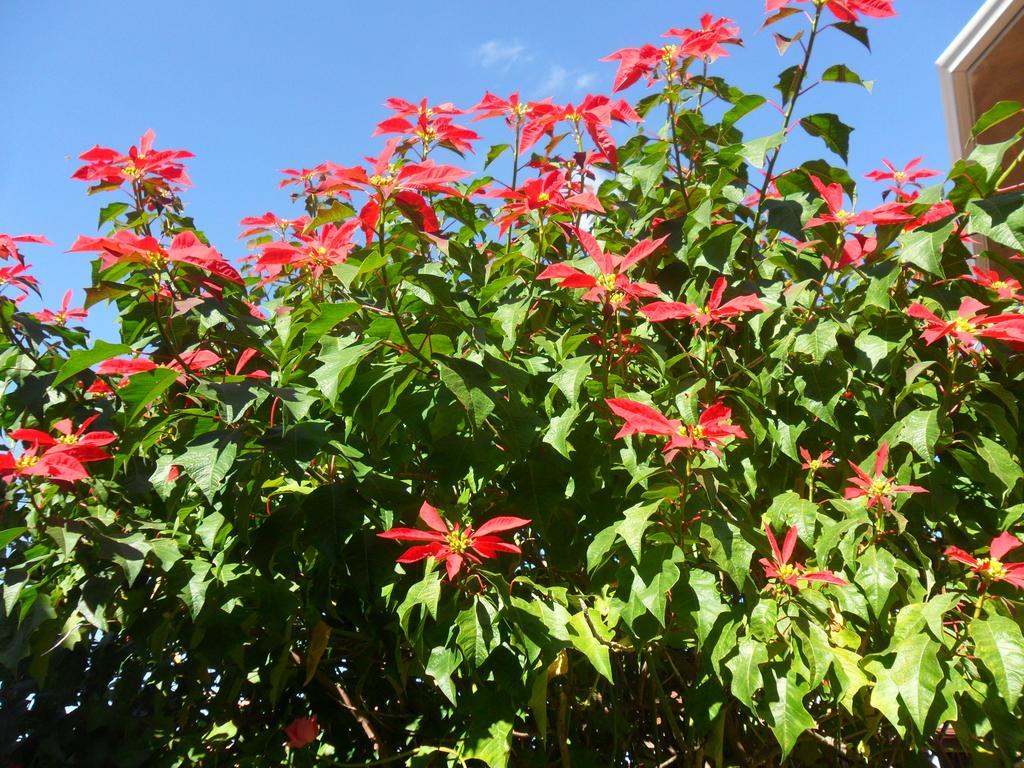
[69, 230, 243, 285]
[0, 447, 94, 483]
[907, 297, 1024, 350]
[229, 348, 270, 379]
[537, 228, 665, 308]
[641, 276, 764, 329]
[0, 233, 51, 264]
[865, 157, 940, 199]
[601, 43, 671, 93]
[946, 532, 1024, 589]
[374, 98, 479, 156]
[765, 0, 896, 23]
[254, 220, 360, 280]
[805, 175, 876, 228]
[528, 95, 642, 168]
[0, 264, 39, 303]
[10, 415, 115, 466]
[33, 290, 88, 326]
[844, 442, 926, 512]
[962, 266, 1024, 302]
[284, 716, 319, 749]
[760, 524, 848, 590]
[97, 349, 223, 385]
[663, 14, 741, 61]
[800, 448, 834, 471]
[320, 137, 469, 241]
[238, 212, 310, 239]
[481, 171, 604, 238]
[378, 501, 529, 581]
[72, 129, 193, 189]
[605, 398, 746, 458]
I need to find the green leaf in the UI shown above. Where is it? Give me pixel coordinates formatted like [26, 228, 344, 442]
[970, 616, 1024, 710]
[799, 113, 853, 163]
[549, 356, 592, 406]
[831, 647, 868, 713]
[622, 551, 681, 627]
[765, 491, 819, 540]
[975, 435, 1023, 498]
[53, 340, 131, 386]
[311, 338, 377, 405]
[967, 192, 1024, 250]
[739, 130, 785, 168]
[484, 143, 511, 170]
[834, 21, 870, 50]
[890, 634, 944, 735]
[0, 527, 27, 550]
[119, 368, 180, 424]
[425, 646, 460, 704]
[542, 405, 580, 459]
[457, 597, 499, 668]
[855, 547, 898, 618]
[726, 638, 767, 712]
[700, 517, 756, 589]
[437, 356, 497, 429]
[176, 431, 241, 503]
[793, 320, 839, 363]
[567, 610, 613, 683]
[821, 64, 873, 92]
[898, 221, 954, 276]
[765, 667, 816, 759]
[972, 100, 1023, 136]
[680, 569, 726, 647]
[398, 570, 441, 634]
[887, 408, 939, 460]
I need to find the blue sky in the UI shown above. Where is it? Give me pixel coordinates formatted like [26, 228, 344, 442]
[1, 1, 981, 334]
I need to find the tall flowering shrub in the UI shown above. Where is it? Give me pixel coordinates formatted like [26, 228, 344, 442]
[4, 3, 1024, 765]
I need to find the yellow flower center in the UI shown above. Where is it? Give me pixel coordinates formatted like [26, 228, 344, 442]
[977, 558, 1008, 581]
[607, 291, 627, 306]
[369, 173, 396, 187]
[597, 273, 618, 291]
[868, 478, 893, 497]
[835, 210, 854, 224]
[123, 164, 142, 179]
[953, 317, 977, 334]
[894, 171, 907, 182]
[446, 529, 473, 554]
[537, 192, 550, 202]
[691, 424, 706, 440]
[146, 251, 168, 268]
[808, 459, 822, 471]
[15, 455, 39, 469]
[513, 103, 529, 117]
[417, 129, 438, 142]
[661, 44, 679, 64]
[565, 111, 581, 122]
[776, 563, 800, 580]
[57, 434, 79, 445]
[991, 280, 1008, 290]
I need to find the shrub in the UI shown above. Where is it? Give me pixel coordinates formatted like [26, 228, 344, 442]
[4, 2, 1024, 765]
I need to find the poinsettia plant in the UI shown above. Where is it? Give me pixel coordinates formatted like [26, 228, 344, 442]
[4, 2, 1024, 766]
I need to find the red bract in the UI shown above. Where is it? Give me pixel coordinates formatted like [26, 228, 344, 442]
[284, 716, 318, 749]
[907, 297, 1024, 350]
[0, 447, 93, 483]
[806, 175, 874, 228]
[537, 228, 664, 307]
[238, 212, 309, 239]
[865, 157, 939, 198]
[72, 129, 193, 189]
[945, 532, 1024, 589]
[800, 448, 834, 470]
[254, 220, 360, 280]
[0, 264, 39, 303]
[532, 95, 642, 168]
[374, 98, 479, 156]
[97, 349, 222, 384]
[760, 524, 848, 590]
[844, 442, 925, 512]
[641, 276, 764, 329]
[377, 501, 529, 581]
[69, 231, 243, 285]
[482, 171, 604, 238]
[962, 266, 1024, 302]
[326, 137, 469, 241]
[602, 43, 674, 93]
[0, 233, 51, 264]
[765, 0, 896, 22]
[33, 290, 88, 326]
[605, 398, 746, 458]
[663, 14, 741, 61]
[10, 415, 115, 466]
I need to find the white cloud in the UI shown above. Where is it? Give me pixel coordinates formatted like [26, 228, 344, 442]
[539, 65, 568, 95]
[473, 39, 528, 71]
[574, 72, 597, 91]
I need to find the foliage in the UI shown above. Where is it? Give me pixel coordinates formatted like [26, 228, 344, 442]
[4, 2, 1024, 765]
